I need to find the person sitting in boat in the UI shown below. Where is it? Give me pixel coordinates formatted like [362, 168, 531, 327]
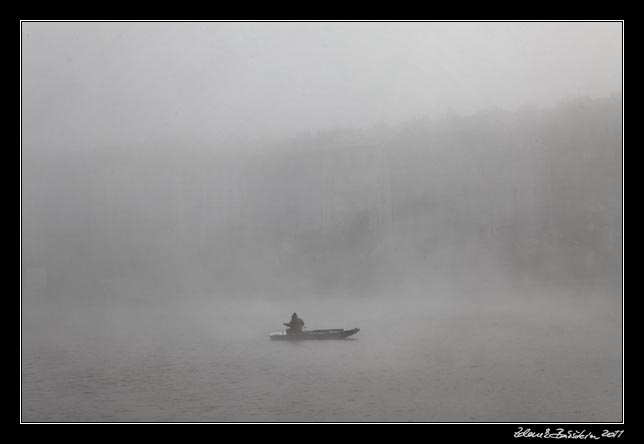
[284, 312, 305, 334]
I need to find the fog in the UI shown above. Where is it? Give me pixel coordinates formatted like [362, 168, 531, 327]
[22, 22, 621, 146]
[21, 21, 622, 422]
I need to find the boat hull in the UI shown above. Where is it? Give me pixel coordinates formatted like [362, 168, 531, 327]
[269, 328, 359, 341]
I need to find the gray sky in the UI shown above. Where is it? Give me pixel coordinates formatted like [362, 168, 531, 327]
[21, 21, 622, 149]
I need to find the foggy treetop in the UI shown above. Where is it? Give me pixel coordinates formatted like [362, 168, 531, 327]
[22, 22, 622, 148]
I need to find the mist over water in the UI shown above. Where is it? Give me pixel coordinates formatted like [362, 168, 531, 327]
[22, 287, 621, 422]
[21, 22, 622, 422]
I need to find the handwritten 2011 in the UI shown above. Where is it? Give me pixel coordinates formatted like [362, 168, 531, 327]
[514, 428, 624, 439]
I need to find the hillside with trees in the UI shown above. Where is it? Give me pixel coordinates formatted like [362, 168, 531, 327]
[21, 95, 622, 303]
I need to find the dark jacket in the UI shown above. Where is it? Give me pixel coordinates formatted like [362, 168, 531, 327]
[284, 313, 305, 332]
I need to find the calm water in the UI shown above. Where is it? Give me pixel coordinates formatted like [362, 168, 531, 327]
[21, 295, 622, 422]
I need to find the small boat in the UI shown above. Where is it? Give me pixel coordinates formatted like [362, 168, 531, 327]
[269, 328, 360, 341]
